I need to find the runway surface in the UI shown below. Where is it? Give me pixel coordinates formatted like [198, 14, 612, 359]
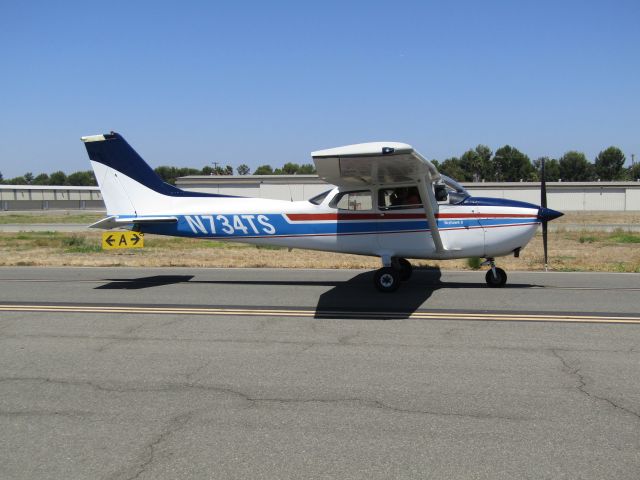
[1, 267, 639, 479]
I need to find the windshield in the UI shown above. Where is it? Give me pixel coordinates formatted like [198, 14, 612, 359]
[440, 175, 470, 204]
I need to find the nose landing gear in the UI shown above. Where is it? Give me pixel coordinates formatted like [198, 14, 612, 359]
[482, 258, 507, 287]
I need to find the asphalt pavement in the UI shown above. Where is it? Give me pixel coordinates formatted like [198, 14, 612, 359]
[1, 267, 639, 479]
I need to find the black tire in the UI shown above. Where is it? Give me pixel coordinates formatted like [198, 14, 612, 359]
[374, 267, 401, 293]
[485, 267, 507, 287]
[398, 258, 413, 281]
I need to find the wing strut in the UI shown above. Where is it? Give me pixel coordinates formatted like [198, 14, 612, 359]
[415, 152, 445, 254]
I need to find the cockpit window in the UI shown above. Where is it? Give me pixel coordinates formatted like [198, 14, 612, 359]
[331, 190, 372, 211]
[378, 186, 422, 210]
[308, 189, 332, 205]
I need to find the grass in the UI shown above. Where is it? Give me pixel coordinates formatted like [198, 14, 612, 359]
[0, 211, 638, 271]
[0, 227, 638, 272]
[0, 213, 103, 224]
[466, 257, 482, 269]
[607, 232, 640, 243]
[578, 235, 596, 244]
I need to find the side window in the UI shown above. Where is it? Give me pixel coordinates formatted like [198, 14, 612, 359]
[378, 186, 422, 210]
[331, 190, 372, 211]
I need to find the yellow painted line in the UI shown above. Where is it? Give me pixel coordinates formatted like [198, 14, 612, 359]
[1, 304, 640, 324]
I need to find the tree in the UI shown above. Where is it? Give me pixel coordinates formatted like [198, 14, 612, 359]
[32, 173, 50, 185]
[533, 157, 561, 182]
[154, 166, 178, 184]
[237, 164, 250, 175]
[459, 145, 493, 182]
[9, 176, 27, 184]
[627, 163, 640, 181]
[492, 145, 534, 181]
[438, 157, 466, 180]
[254, 164, 274, 175]
[595, 146, 625, 180]
[201, 166, 214, 175]
[67, 170, 97, 186]
[298, 163, 316, 174]
[0, 171, 3, 183]
[24, 172, 34, 184]
[558, 151, 594, 181]
[281, 162, 300, 174]
[49, 171, 68, 185]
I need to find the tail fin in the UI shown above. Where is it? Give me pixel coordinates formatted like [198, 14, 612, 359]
[81, 132, 219, 216]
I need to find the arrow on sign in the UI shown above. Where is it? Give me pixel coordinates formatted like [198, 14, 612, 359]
[105, 235, 115, 247]
[131, 234, 141, 246]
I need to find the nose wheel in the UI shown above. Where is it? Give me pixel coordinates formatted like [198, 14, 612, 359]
[482, 258, 507, 287]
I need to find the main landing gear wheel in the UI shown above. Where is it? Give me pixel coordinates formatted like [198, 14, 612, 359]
[374, 267, 401, 293]
[485, 267, 507, 288]
[397, 258, 413, 281]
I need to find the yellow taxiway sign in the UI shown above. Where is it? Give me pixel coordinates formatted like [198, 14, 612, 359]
[102, 231, 144, 249]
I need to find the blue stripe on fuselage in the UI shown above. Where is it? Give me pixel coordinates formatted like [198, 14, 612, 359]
[126, 214, 539, 239]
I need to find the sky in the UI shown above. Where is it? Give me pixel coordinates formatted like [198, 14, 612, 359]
[0, 0, 639, 178]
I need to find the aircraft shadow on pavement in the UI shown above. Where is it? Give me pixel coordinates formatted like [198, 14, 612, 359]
[96, 275, 195, 290]
[93, 271, 537, 319]
[314, 268, 535, 320]
[94, 275, 341, 290]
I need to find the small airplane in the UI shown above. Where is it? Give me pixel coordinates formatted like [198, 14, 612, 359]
[81, 132, 563, 292]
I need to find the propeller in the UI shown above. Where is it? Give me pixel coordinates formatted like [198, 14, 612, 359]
[538, 158, 563, 271]
[541, 158, 548, 271]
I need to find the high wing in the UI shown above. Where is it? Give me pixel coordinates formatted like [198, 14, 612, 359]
[311, 142, 441, 186]
[312, 142, 445, 253]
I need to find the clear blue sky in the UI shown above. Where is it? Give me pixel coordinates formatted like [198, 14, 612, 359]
[1, 0, 638, 178]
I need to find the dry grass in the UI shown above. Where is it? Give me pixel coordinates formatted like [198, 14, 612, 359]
[1, 228, 639, 272]
[0, 212, 103, 224]
[555, 211, 640, 225]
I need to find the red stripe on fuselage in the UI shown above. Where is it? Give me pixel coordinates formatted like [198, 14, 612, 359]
[285, 212, 538, 221]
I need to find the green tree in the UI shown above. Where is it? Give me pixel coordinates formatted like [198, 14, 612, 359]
[281, 162, 300, 174]
[438, 157, 466, 180]
[24, 172, 34, 184]
[0, 171, 3, 183]
[558, 151, 594, 181]
[154, 166, 178, 184]
[533, 157, 561, 182]
[627, 163, 640, 181]
[492, 145, 534, 181]
[460, 145, 493, 181]
[594, 146, 625, 180]
[201, 166, 214, 175]
[298, 163, 316, 174]
[32, 173, 50, 185]
[8, 176, 27, 184]
[49, 171, 68, 185]
[237, 164, 250, 175]
[67, 170, 97, 186]
[254, 164, 274, 175]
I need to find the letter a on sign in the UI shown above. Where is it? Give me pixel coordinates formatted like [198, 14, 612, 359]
[102, 232, 144, 250]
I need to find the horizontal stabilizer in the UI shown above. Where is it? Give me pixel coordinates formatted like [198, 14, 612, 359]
[89, 216, 178, 230]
